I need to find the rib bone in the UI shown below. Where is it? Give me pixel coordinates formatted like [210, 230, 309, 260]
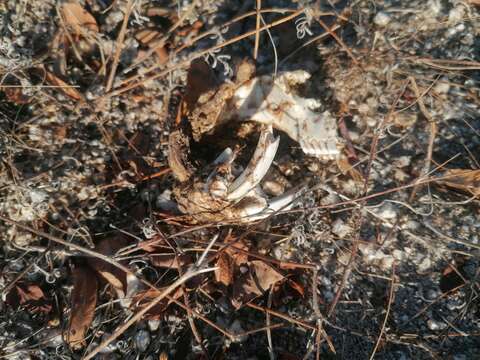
[227, 125, 279, 201]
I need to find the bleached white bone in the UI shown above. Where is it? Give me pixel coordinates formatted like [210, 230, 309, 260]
[236, 186, 299, 222]
[227, 125, 279, 201]
[224, 70, 341, 158]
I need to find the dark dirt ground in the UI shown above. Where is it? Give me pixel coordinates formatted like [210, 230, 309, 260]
[1, 0, 480, 359]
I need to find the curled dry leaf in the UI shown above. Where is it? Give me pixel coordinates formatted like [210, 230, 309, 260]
[67, 265, 98, 349]
[435, 169, 480, 196]
[60, 2, 99, 36]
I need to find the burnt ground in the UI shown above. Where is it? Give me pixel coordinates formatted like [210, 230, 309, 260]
[1, 0, 480, 359]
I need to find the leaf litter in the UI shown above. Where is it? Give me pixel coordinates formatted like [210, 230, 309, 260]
[0, 0, 480, 359]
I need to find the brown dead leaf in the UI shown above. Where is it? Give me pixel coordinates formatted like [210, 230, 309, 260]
[17, 284, 45, 302]
[60, 3, 99, 36]
[67, 265, 98, 349]
[440, 263, 466, 293]
[1, 75, 31, 104]
[146, 7, 171, 17]
[150, 253, 192, 269]
[159, 352, 170, 360]
[232, 260, 284, 308]
[131, 286, 183, 319]
[251, 260, 284, 290]
[44, 70, 82, 100]
[215, 252, 234, 286]
[87, 235, 130, 294]
[435, 169, 480, 196]
[224, 233, 249, 266]
[135, 28, 169, 65]
[336, 156, 363, 182]
[287, 278, 305, 297]
[183, 58, 217, 113]
[6, 283, 52, 314]
[2, 87, 30, 104]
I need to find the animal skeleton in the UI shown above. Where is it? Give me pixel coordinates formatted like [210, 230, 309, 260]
[168, 60, 342, 223]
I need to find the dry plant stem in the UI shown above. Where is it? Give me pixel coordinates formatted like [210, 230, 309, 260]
[121, 8, 300, 86]
[403, 284, 465, 326]
[266, 287, 275, 360]
[0, 215, 235, 341]
[409, 57, 480, 70]
[312, 268, 336, 354]
[55, 6, 86, 67]
[328, 150, 450, 317]
[254, 0, 262, 60]
[84, 266, 217, 360]
[126, 0, 200, 71]
[104, 9, 304, 99]
[313, 16, 358, 65]
[363, 80, 409, 194]
[369, 262, 396, 360]
[0, 214, 134, 274]
[327, 226, 359, 317]
[423, 222, 480, 251]
[248, 303, 318, 331]
[279, 24, 341, 65]
[105, 0, 135, 92]
[408, 77, 437, 201]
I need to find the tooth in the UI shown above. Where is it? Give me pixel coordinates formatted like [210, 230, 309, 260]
[227, 125, 279, 201]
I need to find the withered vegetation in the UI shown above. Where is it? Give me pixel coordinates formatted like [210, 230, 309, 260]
[1, 0, 480, 359]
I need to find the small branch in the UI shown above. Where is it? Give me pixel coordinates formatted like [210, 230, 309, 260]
[105, 0, 135, 92]
[253, 0, 262, 60]
[266, 286, 275, 360]
[408, 76, 437, 201]
[100, 9, 304, 99]
[313, 16, 358, 65]
[84, 265, 217, 360]
[369, 263, 396, 360]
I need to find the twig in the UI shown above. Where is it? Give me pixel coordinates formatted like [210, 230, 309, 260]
[253, 0, 262, 60]
[125, 0, 200, 72]
[105, 0, 135, 92]
[0, 214, 134, 274]
[408, 57, 480, 71]
[84, 265, 217, 359]
[266, 286, 275, 360]
[279, 25, 341, 65]
[101, 9, 304, 99]
[313, 16, 358, 65]
[423, 222, 480, 251]
[247, 303, 317, 331]
[408, 76, 437, 201]
[312, 268, 335, 354]
[369, 262, 396, 360]
[121, 8, 300, 86]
